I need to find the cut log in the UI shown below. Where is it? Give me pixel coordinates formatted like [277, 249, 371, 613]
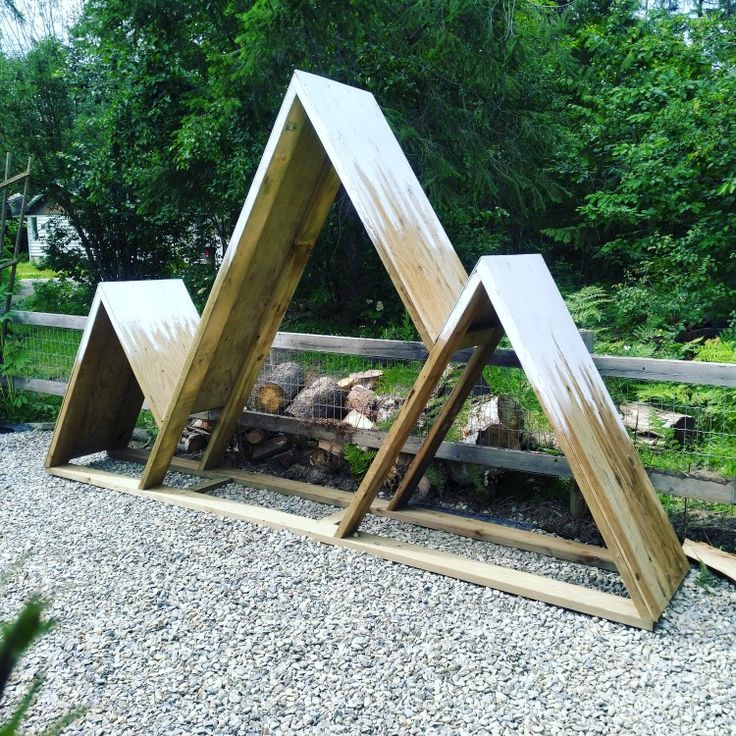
[285, 377, 345, 420]
[178, 431, 207, 454]
[461, 394, 524, 450]
[337, 369, 383, 391]
[245, 428, 266, 445]
[343, 409, 375, 430]
[251, 435, 291, 462]
[345, 384, 376, 416]
[253, 362, 306, 413]
[620, 402, 694, 445]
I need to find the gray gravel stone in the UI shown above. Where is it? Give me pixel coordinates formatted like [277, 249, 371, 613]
[0, 431, 735, 735]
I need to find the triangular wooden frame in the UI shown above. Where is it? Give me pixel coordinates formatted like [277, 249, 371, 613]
[335, 254, 689, 624]
[46, 280, 200, 466]
[133, 69, 469, 490]
[45, 72, 689, 629]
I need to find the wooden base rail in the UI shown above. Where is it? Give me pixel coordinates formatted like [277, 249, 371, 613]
[110, 447, 618, 571]
[49, 458, 651, 630]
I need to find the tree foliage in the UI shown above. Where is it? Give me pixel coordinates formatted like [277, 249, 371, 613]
[0, 0, 734, 342]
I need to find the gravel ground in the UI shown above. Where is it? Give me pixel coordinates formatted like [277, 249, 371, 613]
[1, 431, 735, 736]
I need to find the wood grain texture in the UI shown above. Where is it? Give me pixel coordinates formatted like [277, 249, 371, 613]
[474, 255, 689, 621]
[142, 70, 470, 486]
[335, 284, 491, 538]
[292, 70, 467, 347]
[48, 461, 646, 628]
[98, 280, 199, 426]
[388, 330, 503, 510]
[683, 539, 736, 584]
[46, 298, 143, 466]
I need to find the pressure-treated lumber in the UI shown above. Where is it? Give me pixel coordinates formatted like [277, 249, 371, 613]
[358, 255, 687, 623]
[48, 462, 647, 628]
[683, 539, 736, 584]
[475, 256, 688, 621]
[111, 446, 617, 571]
[388, 330, 503, 510]
[137, 70, 468, 489]
[45, 280, 199, 467]
[335, 284, 491, 538]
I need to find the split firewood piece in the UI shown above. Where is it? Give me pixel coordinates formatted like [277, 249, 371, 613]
[313, 438, 344, 467]
[251, 435, 291, 462]
[343, 409, 375, 430]
[682, 539, 736, 585]
[461, 394, 524, 450]
[177, 430, 207, 454]
[620, 402, 695, 445]
[345, 384, 377, 416]
[285, 377, 345, 420]
[191, 418, 213, 431]
[254, 362, 306, 413]
[337, 369, 383, 391]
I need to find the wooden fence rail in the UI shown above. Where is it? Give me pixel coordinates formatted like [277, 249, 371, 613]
[4, 309, 736, 504]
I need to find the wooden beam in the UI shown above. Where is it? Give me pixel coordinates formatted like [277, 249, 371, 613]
[8, 309, 735, 387]
[388, 331, 503, 510]
[334, 283, 488, 538]
[110, 446, 617, 570]
[683, 539, 736, 584]
[47, 462, 649, 628]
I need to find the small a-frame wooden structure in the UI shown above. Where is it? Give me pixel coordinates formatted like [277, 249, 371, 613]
[46, 72, 688, 629]
[47, 280, 200, 466]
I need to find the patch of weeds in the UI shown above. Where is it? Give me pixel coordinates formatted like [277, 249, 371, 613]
[696, 560, 717, 592]
[343, 444, 376, 478]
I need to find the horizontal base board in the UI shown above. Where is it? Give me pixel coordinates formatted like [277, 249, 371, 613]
[47, 461, 651, 629]
[110, 447, 617, 571]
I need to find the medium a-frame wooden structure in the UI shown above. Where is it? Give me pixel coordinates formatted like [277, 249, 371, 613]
[46, 72, 688, 629]
[332, 255, 690, 625]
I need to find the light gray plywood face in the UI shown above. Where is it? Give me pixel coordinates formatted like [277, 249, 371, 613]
[475, 255, 688, 619]
[99, 280, 199, 424]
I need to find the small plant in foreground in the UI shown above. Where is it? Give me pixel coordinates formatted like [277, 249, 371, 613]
[0, 595, 82, 734]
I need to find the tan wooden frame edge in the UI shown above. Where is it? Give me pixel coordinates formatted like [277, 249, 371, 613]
[47, 460, 653, 630]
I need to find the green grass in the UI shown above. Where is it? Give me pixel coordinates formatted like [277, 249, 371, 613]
[13, 261, 56, 279]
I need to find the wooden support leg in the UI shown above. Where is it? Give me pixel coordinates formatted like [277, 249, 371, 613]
[387, 330, 503, 511]
[334, 296, 482, 539]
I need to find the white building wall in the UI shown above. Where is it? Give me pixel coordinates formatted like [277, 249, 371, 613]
[28, 215, 83, 263]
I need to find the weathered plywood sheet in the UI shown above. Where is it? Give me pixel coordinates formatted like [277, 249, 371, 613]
[475, 255, 689, 620]
[293, 71, 467, 347]
[46, 296, 143, 466]
[99, 280, 199, 425]
[683, 539, 736, 584]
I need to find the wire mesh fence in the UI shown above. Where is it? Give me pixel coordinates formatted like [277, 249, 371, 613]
[247, 347, 736, 484]
[4, 319, 736, 497]
[3, 322, 81, 382]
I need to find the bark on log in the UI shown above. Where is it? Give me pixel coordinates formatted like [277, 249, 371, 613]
[253, 362, 305, 413]
[461, 394, 524, 450]
[620, 402, 694, 445]
[345, 384, 376, 417]
[251, 435, 291, 462]
[285, 377, 345, 420]
[337, 369, 383, 391]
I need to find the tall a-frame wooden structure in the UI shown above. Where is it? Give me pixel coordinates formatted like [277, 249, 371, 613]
[46, 72, 688, 629]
